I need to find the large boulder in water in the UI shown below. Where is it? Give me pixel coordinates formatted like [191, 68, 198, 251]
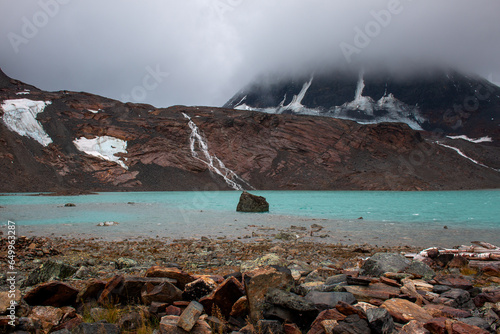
[236, 191, 269, 212]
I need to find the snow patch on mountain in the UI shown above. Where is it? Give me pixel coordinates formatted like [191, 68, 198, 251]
[0, 98, 53, 146]
[447, 135, 493, 143]
[232, 73, 425, 130]
[73, 136, 128, 169]
[183, 112, 251, 190]
[438, 143, 499, 172]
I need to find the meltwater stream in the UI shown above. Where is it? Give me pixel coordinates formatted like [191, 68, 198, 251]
[1, 190, 499, 247]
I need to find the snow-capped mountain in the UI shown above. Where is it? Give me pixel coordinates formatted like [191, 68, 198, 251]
[224, 68, 500, 142]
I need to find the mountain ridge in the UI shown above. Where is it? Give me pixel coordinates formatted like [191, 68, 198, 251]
[1, 68, 499, 192]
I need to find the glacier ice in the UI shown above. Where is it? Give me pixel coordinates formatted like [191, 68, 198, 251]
[73, 136, 128, 169]
[1, 98, 53, 146]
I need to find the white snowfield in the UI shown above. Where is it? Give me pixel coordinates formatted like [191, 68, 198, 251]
[0, 98, 53, 146]
[73, 136, 128, 169]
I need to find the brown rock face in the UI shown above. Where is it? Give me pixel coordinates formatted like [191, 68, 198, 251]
[236, 191, 269, 212]
[1, 70, 499, 192]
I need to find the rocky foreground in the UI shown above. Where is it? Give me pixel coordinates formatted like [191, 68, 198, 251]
[0, 236, 500, 333]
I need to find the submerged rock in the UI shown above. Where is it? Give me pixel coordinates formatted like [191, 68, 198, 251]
[236, 191, 269, 213]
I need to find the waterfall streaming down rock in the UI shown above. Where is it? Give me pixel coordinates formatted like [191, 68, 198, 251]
[182, 112, 250, 190]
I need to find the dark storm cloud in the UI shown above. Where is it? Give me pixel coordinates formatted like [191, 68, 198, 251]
[1, 0, 499, 108]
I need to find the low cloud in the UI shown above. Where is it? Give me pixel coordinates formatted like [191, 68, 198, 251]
[1, 0, 499, 107]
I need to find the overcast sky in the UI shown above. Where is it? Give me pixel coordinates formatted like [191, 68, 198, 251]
[1, 0, 499, 108]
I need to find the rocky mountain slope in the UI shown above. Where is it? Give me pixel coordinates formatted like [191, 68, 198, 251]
[1, 68, 499, 192]
[224, 67, 500, 143]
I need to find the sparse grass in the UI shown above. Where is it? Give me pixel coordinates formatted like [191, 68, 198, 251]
[460, 266, 479, 276]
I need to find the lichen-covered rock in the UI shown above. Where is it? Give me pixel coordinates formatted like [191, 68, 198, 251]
[24, 260, 78, 287]
[360, 253, 410, 277]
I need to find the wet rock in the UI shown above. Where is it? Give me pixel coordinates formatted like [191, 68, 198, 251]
[96, 221, 119, 227]
[366, 307, 394, 334]
[305, 291, 356, 308]
[114, 257, 138, 269]
[200, 276, 244, 318]
[64, 203, 75, 207]
[24, 282, 79, 307]
[177, 301, 203, 332]
[24, 260, 78, 286]
[381, 298, 432, 323]
[245, 266, 294, 323]
[141, 281, 183, 305]
[145, 266, 195, 289]
[360, 253, 410, 277]
[236, 191, 269, 212]
[332, 314, 370, 334]
[71, 322, 120, 334]
[424, 317, 490, 334]
[182, 277, 217, 301]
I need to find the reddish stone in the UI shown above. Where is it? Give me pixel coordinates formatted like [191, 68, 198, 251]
[76, 279, 106, 302]
[200, 276, 244, 319]
[307, 309, 346, 334]
[369, 298, 384, 306]
[51, 314, 83, 332]
[165, 305, 182, 316]
[244, 267, 294, 323]
[433, 275, 472, 290]
[473, 290, 500, 307]
[141, 281, 183, 304]
[24, 281, 79, 307]
[400, 320, 429, 333]
[146, 266, 195, 289]
[423, 304, 472, 319]
[381, 298, 432, 323]
[98, 275, 124, 305]
[335, 301, 367, 319]
[230, 296, 248, 318]
[447, 256, 469, 268]
[424, 317, 489, 334]
[284, 323, 302, 334]
[380, 276, 401, 287]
